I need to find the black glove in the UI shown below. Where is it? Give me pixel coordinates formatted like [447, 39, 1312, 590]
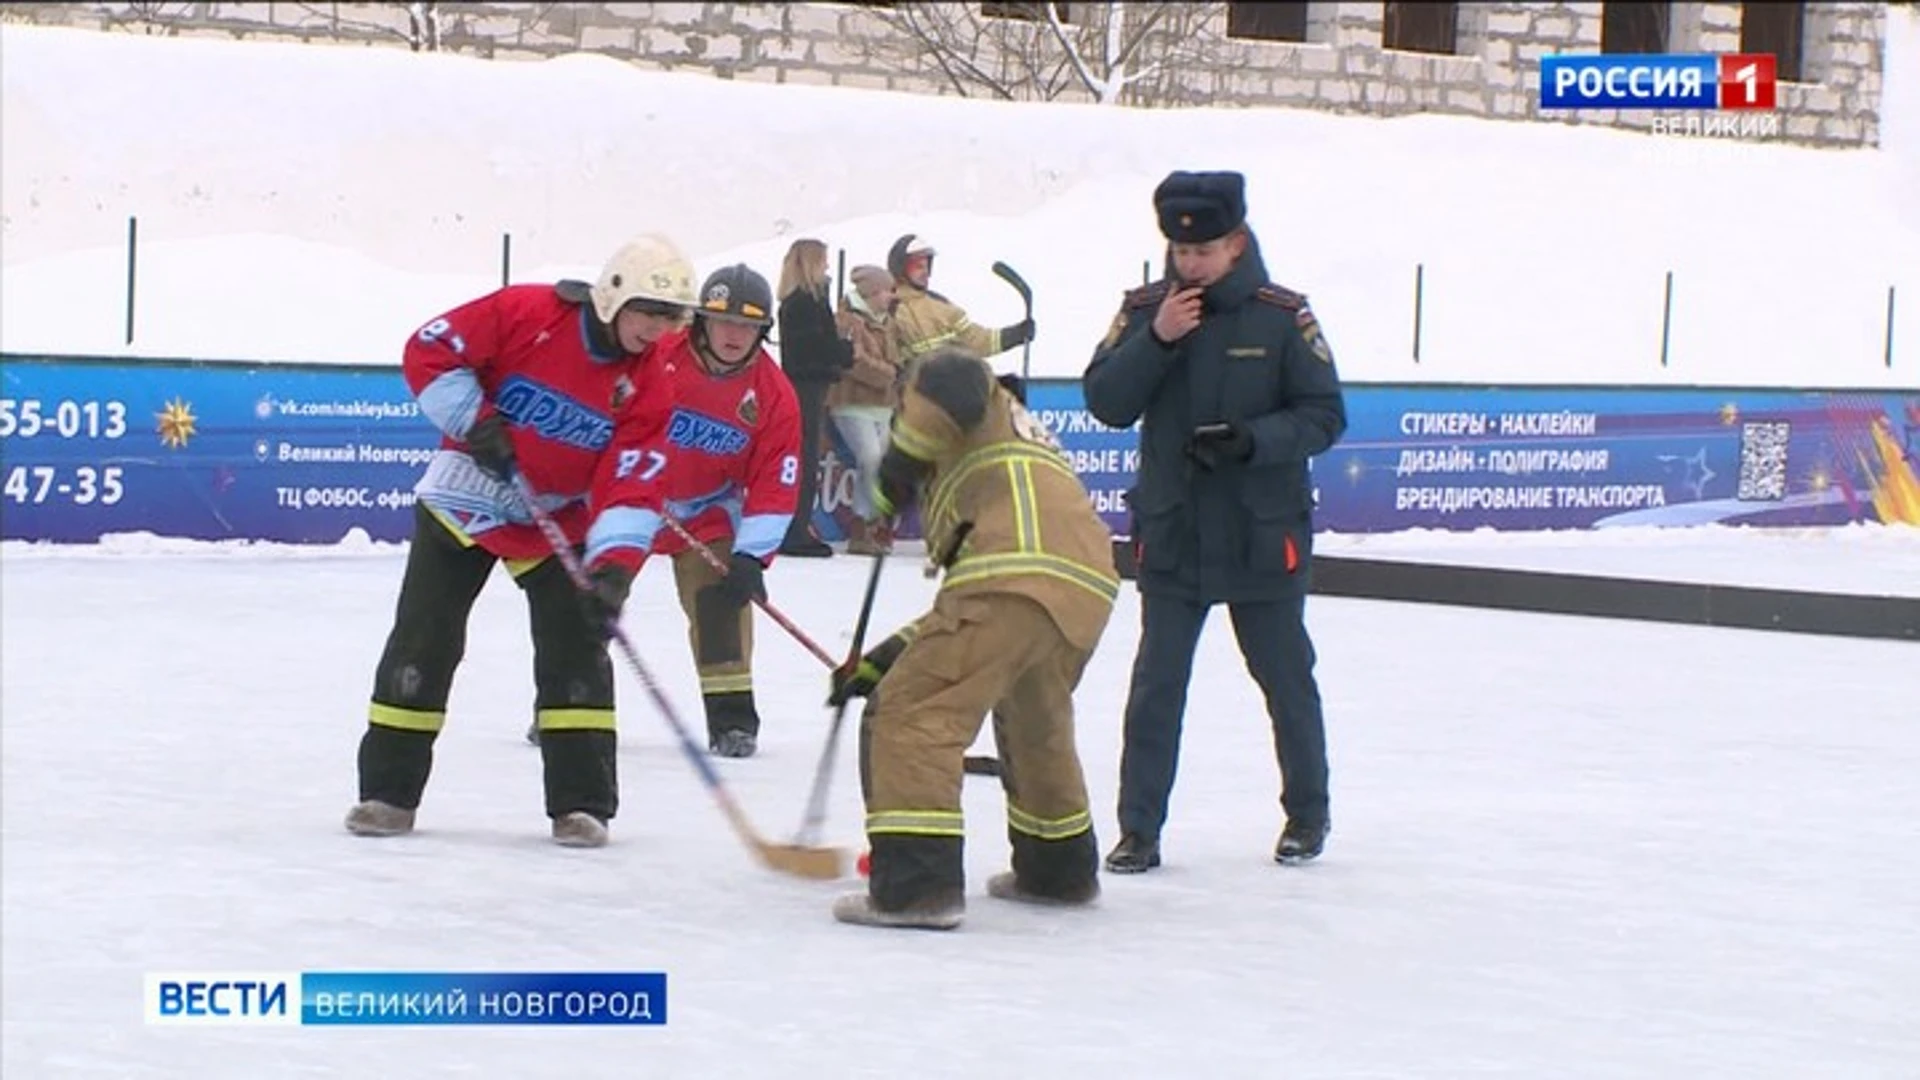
[465, 413, 516, 482]
[1185, 421, 1254, 471]
[827, 632, 913, 707]
[713, 551, 768, 610]
[995, 372, 1028, 405]
[580, 563, 635, 639]
[999, 318, 1035, 349]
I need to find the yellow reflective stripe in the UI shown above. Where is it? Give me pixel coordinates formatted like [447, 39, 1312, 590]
[537, 707, 615, 732]
[424, 504, 478, 548]
[1008, 459, 1041, 552]
[866, 809, 965, 837]
[1007, 805, 1092, 841]
[889, 419, 944, 461]
[902, 329, 960, 357]
[505, 555, 547, 579]
[700, 672, 755, 695]
[369, 702, 445, 733]
[944, 553, 1121, 604]
[926, 441, 1074, 532]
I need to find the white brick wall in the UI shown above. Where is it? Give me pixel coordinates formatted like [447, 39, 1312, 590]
[0, 0, 1886, 149]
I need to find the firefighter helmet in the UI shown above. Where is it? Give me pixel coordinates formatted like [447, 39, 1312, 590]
[589, 234, 697, 324]
[887, 234, 936, 279]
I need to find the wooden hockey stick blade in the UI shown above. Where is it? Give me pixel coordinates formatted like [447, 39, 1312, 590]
[756, 840, 849, 880]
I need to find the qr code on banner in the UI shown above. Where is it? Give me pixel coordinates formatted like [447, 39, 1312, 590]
[1738, 420, 1791, 501]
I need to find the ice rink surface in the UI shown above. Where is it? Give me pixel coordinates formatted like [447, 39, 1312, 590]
[4, 533, 1916, 1077]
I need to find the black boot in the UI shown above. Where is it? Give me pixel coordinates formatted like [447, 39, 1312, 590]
[1274, 818, 1329, 865]
[1102, 831, 1160, 874]
[705, 691, 760, 758]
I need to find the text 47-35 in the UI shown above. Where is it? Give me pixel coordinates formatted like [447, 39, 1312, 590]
[3, 466, 126, 505]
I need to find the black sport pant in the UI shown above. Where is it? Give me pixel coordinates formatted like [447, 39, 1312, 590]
[357, 503, 619, 821]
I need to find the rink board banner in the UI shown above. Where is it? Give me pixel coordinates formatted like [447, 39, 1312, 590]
[4, 355, 1916, 543]
[1024, 380, 1920, 534]
[1, 356, 433, 543]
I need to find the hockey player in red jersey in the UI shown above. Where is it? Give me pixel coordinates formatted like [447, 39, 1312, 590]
[637, 263, 804, 758]
[345, 234, 693, 849]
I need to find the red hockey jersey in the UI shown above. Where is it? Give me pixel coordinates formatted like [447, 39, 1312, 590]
[400, 283, 671, 567]
[600, 327, 802, 562]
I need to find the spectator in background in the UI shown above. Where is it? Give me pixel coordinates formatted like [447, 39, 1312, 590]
[886, 234, 1033, 369]
[774, 238, 851, 558]
[829, 264, 906, 556]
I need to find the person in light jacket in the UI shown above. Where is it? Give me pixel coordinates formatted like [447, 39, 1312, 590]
[829, 264, 906, 555]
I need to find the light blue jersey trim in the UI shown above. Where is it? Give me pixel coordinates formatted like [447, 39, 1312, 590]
[585, 506, 662, 565]
[418, 369, 484, 439]
[734, 512, 791, 560]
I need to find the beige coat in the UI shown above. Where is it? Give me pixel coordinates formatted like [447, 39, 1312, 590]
[829, 298, 904, 410]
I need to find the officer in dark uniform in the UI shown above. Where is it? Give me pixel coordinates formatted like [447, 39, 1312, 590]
[1083, 170, 1347, 872]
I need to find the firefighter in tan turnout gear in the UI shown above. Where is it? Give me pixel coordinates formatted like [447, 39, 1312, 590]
[886, 234, 1034, 366]
[827, 345, 1119, 930]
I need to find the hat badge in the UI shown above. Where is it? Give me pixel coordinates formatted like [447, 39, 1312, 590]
[1180, 214, 1193, 227]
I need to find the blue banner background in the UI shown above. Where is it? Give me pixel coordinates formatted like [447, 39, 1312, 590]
[4, 355, 1916, 543]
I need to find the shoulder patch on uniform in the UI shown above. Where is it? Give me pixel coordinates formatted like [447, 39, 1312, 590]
[1295, 304, 1334, 364]
[1255, 283, 1306, 311]
[1124, 280, 1171, 311]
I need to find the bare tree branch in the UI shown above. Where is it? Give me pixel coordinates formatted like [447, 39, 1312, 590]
[875, 2, 1228, 107]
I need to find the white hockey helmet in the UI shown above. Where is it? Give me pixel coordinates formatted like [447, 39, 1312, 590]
[887, 234, 936, 278]
[589, 234, 697, 324]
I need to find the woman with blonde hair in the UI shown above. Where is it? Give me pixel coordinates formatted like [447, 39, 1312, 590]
[774, 238, 851, 557]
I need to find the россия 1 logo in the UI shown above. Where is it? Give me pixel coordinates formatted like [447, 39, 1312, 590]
[1539, 53, 1777, 110]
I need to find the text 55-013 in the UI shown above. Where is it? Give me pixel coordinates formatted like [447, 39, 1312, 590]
[3, 466, 126, 505]
[0, 399, 130, 440]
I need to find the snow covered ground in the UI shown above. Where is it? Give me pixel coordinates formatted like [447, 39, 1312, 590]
[3, 539, 1918, 1077]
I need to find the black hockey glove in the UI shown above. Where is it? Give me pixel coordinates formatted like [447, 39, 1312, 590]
[580, 563, 635, 640]
[714, 552, 768, 610]
[465, 413, 517, 482]
[1185, 421, 1254, 471]
[999, 318, 1035, 349]
[827, 631, 913, 707]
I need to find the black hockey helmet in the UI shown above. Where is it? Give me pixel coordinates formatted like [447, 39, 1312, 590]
[694, 264, 774, 327]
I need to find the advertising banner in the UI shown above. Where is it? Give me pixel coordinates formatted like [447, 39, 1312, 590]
[1022, 380, 1920, 534]
[5, 356, 1916, 544]
[1, 357, 429, 543]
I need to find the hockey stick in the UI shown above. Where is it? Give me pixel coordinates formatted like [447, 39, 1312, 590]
[658, 511, 840, 670]
[794, 548, 887, 846]
[511, 474, 846, 881]
[991, 260, 1033, 382]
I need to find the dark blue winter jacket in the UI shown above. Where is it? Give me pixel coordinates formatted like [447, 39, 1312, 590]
[1083, 231, 1347, 603]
